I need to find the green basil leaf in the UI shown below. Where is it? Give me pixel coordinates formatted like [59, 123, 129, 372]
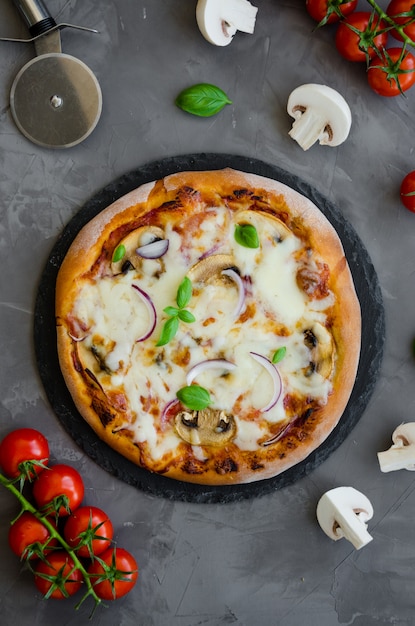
[163, 306, 179, 317]
[176, 385, 212, 410]
[272, 347, 286, 364]
[176, 276, 192, 309]
[234, 224, 260, 249]
[156, 316, 179, 347]
[175, 83, 232, 117]
[178, 309, 196, 323]
[112, 244, 126, 263]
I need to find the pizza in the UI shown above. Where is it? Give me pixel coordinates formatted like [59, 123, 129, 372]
[55, 168, 361, 485]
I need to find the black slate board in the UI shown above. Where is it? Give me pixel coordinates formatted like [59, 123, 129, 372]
[34, 153, 385, 503]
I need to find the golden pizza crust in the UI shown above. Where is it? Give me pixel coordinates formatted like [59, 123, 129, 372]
[56, 168, 361, 486]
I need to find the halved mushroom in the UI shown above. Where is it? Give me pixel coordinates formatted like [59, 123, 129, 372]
[187, 254, 236, 285]
[111, 226, 166, 274]
[303, 322, 334, 379]
[287, 84, 352, 151]
[196, 0, 258, 47]
[377, 423, 415, 472]
[175, 408, 236, 446]
[316, 487, 374, 550]
[235, 210, 293, 243]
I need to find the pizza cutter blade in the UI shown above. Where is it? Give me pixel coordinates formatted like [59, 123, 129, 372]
[10, 52, 102, 148]
[4, 0, 102, 148]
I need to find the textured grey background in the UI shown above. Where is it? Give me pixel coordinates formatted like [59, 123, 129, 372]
[1, 1, 415, 625]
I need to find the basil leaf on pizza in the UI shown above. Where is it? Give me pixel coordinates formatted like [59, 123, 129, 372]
[176, 385, 212, 411]
[272, 347, 286, 364]
[156, 316, 179, 347]
[176, 276, 192, 309]
[234, 223, 260, 248]
[55, 169, 361, 485]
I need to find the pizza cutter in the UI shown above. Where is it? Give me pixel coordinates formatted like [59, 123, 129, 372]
[1, 0, 103, 148]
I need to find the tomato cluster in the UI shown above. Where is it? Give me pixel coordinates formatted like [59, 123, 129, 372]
[0, 428, 138, 607]
[306, 0, 415, 97]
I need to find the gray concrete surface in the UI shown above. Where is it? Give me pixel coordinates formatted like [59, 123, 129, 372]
[1, 1, 415, 624]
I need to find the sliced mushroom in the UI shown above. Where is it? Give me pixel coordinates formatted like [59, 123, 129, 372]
[76, 340, 112, 378]
[377, 423, 415, 472]
[316, 487, 374, 550]
[187, 254, 236, 285]
[303, 322, 334, 379]
[111, 226, 166, 274]
[287, 84, 352, 151]
[175, 408, 236, 446]
[196, 0, 258, 47]
[235, 209, 293, 243]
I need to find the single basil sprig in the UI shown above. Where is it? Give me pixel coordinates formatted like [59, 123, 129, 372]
[272, 347, 286, 364]
[176, 385, 212, 410]
[234, 223, 260, 249]
[157, 277, 195, 346]
[175, 83, 232, 117]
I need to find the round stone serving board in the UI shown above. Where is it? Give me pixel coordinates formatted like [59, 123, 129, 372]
[34, 153, 385, 503]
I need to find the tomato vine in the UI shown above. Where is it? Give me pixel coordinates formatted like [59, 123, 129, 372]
[0, 429, 138, 615]
[308, 0, 415, 95]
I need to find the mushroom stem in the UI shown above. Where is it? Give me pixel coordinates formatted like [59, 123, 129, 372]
[289, 109, 330, 152]
[377, 446, 415, 472]
[330, 505, 374, 550]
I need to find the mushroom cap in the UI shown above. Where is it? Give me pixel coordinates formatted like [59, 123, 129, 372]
[392, 422, 415, 446]
[287, 83, 352, 147]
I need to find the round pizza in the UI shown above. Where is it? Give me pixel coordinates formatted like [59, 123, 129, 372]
[56, 168, 361, 485]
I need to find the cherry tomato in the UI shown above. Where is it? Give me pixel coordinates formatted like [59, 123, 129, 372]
[335, 12, 388, 62]
[87, 547, 138, 600]
[367, 47, 415, 96]
[0, 428, 49, 479]
[64, 506, 114, 557]
[8, 512, 58, 560]
[33, 464, 85, 517]
[387, 0, 415, 42]
[400, 170, 415, 212]
[306, 0, 357, 25]
[34, 551, 83, 599]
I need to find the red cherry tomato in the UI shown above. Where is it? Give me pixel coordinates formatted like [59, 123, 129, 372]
[34, 551, 83, 599]
[33, 464, 85, 517]
[367, 47, 415, 96]
[8, 512, 58, 560]
[387, 0, 415, 42]
[87, 547, 138, 600]
[64, 506, 114, 557]
[400, 170, 415, 212]
[0, 428, 49, 479]
[306, 0, 357, 24]
[335, 12, 388, 62]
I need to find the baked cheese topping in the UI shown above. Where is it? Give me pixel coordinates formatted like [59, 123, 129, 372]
[71, 205, 335, 460]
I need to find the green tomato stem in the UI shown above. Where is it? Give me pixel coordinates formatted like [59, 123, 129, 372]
[365, 0, 415, 48]
[0, 471, 102, 610]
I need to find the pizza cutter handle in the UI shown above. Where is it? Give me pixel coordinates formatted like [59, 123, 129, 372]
[12, 0, 56, 38]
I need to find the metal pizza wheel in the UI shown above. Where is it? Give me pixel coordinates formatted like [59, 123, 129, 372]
[10, 53, 102, 148]
[2, 0, 102, 148]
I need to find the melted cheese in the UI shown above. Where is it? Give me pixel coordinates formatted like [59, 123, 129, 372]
[71, 205, 335, 461]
